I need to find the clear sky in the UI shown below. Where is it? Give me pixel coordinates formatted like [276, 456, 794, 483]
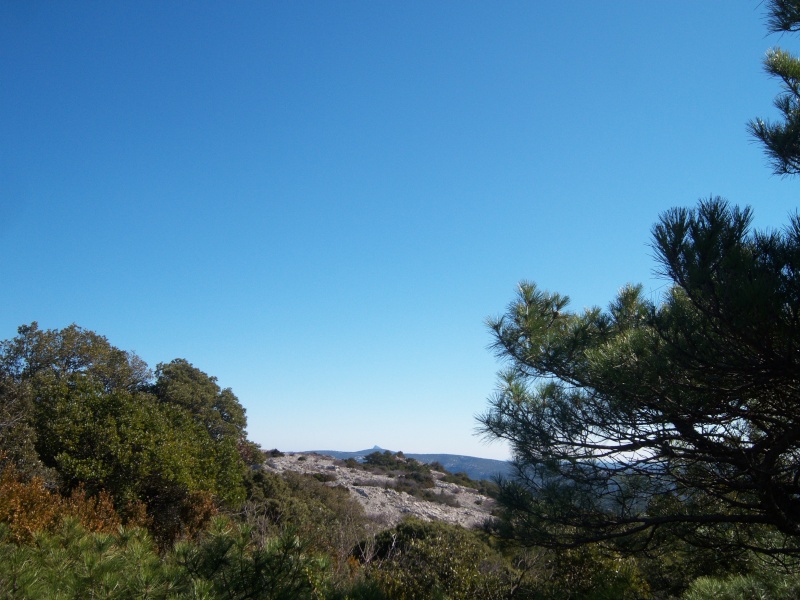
[1, 2, 797, 460]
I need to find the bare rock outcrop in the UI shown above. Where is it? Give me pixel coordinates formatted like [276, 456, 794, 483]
[262, 453, 496, 529]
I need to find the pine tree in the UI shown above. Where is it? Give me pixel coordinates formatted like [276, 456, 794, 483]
[749, 1, 800, 174]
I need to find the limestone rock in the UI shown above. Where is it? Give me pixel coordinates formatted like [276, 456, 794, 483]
[262, 452, 496, 529]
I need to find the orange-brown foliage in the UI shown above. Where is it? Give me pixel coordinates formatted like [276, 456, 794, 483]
[182, 489, 219, 539]
[0, 469, 60, 542]
[62, 485, 121, 532]
[0, 467, 124, 542]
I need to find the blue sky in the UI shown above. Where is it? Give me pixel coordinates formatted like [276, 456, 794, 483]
[1, 2, 797, 460]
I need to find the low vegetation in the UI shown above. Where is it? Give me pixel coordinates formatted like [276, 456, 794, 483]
[2, 321, 800, 598]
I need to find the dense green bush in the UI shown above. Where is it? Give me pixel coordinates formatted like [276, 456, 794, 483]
[362, 451, 429, 476]
[0, 323, 247, 546]
[242, 469, 374, 578]
[528, 545, 649, 600]
[362, 518, 521, 600]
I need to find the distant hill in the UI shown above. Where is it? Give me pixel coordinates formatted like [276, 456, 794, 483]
[307, 446, 513, 482]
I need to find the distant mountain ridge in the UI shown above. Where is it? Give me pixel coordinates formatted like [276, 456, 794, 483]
[307, 446, 513, 482]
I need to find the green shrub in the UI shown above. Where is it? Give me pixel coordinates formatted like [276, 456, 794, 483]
[523, 544, 650, 600]
[177, 518, 330, 600]
[0, 520, 183, 599]
[441, 471, 480, 488]
[242, 470, 373, 573]
[363, 518, 519, 600]
[684, 573, 800, 600]
[362, 452, 429, 477]
[420, 489, 460, 508]
[0, 324, 248, 549]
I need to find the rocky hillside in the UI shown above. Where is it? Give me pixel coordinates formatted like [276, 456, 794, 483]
[310, 446, 513, 481]
[262, 452, 496, 529]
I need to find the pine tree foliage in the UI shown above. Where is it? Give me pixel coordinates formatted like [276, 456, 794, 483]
[750, 0, 800, 174]
[765, 0, 800, 34]
[479, 199, 800, 555]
